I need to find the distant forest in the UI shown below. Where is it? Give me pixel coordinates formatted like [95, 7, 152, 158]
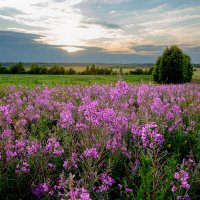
[0, 62, 199, 75]
[0, 62, 154, 75]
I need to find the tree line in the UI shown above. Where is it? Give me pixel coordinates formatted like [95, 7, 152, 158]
[0, 63, 153, 75]
[130, 67, 154, 75]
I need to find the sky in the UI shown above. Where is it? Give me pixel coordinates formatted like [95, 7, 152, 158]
[0, 0, 199, 63]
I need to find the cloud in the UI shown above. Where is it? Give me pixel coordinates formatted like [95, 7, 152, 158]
[133, 45, 167, 52]
[52, 0, 66, 2]
[1, 31, 200, 63]
[118, 4, 200, 47]
[0, 30, 154, 63]
[0, 31, 69, 62]
[109, 10, 118, 15]
[31, 2, 51, 7]
[0, 7, 24, 16]
[130, 44, 200, 62]
[0, 0, 199, 63]
[81, 0, 130, 4]
[0, 17, 46, 31]
[81, 20, 122, 29]
[78, 25, 89, 28]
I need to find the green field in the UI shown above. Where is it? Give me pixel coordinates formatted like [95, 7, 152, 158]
[0, 74, 152, 86]
[193, 68, 200, 81]
[0, 68, 199, 86]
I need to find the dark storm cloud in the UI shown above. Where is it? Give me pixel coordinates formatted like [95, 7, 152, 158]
[0, 31, 69, 62]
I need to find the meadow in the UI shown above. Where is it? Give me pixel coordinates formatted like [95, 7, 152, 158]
[0, 68, 199, 86]
[192, 68, 200, 82]
[0, 74, 152, 86]
[0, 81, 199, 200]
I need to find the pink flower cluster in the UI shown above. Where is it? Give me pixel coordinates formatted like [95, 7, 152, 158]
[83, 148, 99, 159]
[171, 157, 196, 200]
[96, 174, 115, 193]
[44, 138, 64, 156]
[131, 122, 164, 149]
[15, 161, 30, 175]
[173, 170, 190, 190]
[69, 188, 92, 200]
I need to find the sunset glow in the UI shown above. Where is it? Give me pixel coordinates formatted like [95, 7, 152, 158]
[0, 0, 199, 62]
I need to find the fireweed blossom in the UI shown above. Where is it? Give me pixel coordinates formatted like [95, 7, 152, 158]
[32, 183, 44, 200]
[59, 110, 74, 128]
[0, 82, 199, 199]
[110, 81, 130, 100]
[44, 138, 64, 156]
[83, 148, 99, 159]
[176, 171, 190, 189]
[15, 161, 30, 175]
[68, 188, 91, 200]
[171, 158, 193, 200]
[131, 122, 164, 149]
[96, 174, 115, 193]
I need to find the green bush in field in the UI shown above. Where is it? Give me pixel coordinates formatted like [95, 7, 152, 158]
[153, 45, 193, 83]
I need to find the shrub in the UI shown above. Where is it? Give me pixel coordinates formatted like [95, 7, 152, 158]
[153, 45, 193, 83]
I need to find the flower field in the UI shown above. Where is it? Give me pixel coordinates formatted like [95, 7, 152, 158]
[0, 82, 200, 200]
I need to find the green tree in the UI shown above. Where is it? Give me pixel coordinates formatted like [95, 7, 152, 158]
[48, 65, 65, 74]
[153, 45, 193, 83]
[29, 63, 40, 74]
[66, 68, 76, 75]
[39, 67, 48, 74]
[182, 54, 193, 82]
[148, 66, 154, 75]
[90, 64, 97, 75]
[10, 62, 25, 74]
[0, 64, 9, 74]
[153, 56, 162, 83]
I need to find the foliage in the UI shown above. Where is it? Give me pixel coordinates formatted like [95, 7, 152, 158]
[29, 63, 48, 74]
[130, 67, 153, 75]
[9, 62, 25, 74]
[48, 65, 65, 75]
[0, 63, 116, 75]
[153, 45, 193, 83]
[0, 65, 9, 74]
[182, 54, 193, 82]
[81, 65, 114, 75]
[66, 68, 76, 75]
